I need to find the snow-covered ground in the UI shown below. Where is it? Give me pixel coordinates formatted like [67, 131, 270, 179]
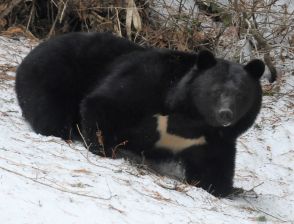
[0, 36, 293, 224]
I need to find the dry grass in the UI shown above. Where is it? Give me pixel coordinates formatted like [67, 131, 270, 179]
[1, 1, 293, 83]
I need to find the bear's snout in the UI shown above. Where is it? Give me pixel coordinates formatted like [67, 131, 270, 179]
[217, 109, 233, 127]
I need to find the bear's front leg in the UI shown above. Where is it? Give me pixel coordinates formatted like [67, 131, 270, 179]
[80, 96, 120, 156]
[79, 67, 162, 157]
[184, 141, 236, 197]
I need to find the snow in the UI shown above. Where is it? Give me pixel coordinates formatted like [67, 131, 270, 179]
[0, 36, 293, 224]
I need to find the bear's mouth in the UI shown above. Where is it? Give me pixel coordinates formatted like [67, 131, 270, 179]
[216, 108, 234, 127]
[222, 122, 232, 127]
[206, 117, 233, 128]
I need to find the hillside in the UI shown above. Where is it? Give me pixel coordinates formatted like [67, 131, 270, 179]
[0, 36, 293, 224]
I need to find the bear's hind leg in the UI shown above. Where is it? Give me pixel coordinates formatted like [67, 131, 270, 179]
[25, 97, 79, 141]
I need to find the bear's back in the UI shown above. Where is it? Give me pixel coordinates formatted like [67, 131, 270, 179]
[16, 32, 144, 97]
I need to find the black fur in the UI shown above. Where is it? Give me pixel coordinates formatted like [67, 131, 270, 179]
[15, 32, 144, 139]
[15, 32, 264, 197]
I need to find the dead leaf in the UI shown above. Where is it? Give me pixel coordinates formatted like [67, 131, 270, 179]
[73, 169, 92, 174]
[1, 25, 38, 41]
[126, 0, 133, 38]
[132, 1, 142, 32]
[126, 0, 142, 39]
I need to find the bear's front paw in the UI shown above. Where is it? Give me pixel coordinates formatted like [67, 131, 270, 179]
[88, 144, 107, 157]
[226, 187, 258, 199]
[210, 187, 233, 198]
[231, 187, 245, 195]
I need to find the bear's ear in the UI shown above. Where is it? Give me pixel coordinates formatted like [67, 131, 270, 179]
[244, 59, 265, 80]
[197, 50, 217, 70]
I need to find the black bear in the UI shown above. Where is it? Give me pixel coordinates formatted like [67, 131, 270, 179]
[15, 32, 265, 197]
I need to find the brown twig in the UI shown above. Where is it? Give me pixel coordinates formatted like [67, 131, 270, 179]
[243, 197, 287, 222]
[0, 165, 112, 200]
[47, 0, 63, 38]
[0, 0, 23, 19]
[112, 140, 128, 159]
[250, 20, 277, 83]
[76, 124, 90, 150]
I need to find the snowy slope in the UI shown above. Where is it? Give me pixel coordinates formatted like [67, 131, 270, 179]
[0, 36, 293, 224]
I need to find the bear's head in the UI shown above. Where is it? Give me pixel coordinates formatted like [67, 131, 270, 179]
[168, 50, 265, 128]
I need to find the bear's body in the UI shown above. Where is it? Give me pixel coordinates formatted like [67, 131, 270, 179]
[15, 32, 265, 197]
[15, 32, 144, 139]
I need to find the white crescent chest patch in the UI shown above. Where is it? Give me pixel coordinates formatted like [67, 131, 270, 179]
[154, 115, 206, 153]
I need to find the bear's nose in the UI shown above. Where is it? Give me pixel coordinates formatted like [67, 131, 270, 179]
[217, 109, 233, 127]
